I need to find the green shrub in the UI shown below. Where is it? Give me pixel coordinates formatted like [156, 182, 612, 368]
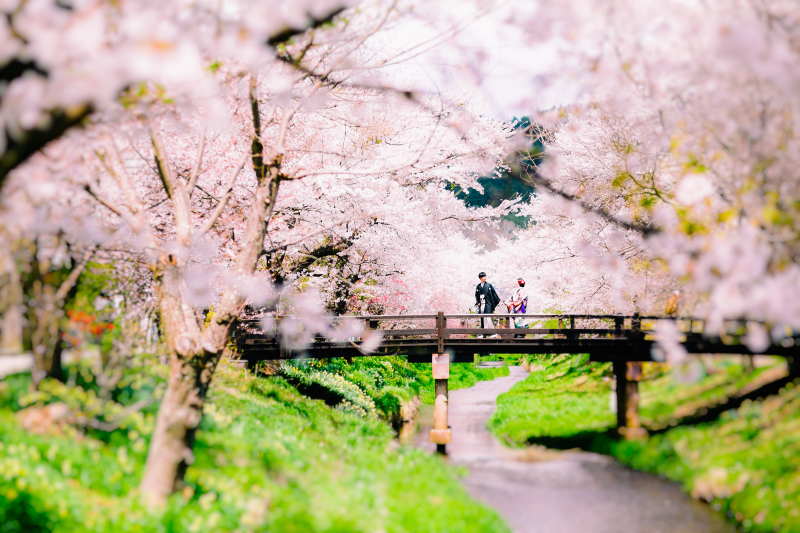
[281, 356, 509, 420]
[280, 364, 378, 417]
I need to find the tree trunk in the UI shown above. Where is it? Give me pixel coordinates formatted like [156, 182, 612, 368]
[24, 246, 90, 388]
[26, 269, 65, 387]
[138, 261, 225, 502]
[139, 76, 286, 502]
[138, 176, 277, 501]
[0, 260, 23, 353]
[139, 352, 209, 500]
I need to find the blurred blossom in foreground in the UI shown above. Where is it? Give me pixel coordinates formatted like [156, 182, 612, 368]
[652, 320, 688, 365]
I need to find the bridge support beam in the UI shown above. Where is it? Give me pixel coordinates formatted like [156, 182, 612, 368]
[614, 361, 647, 440]
[790, 355, 800, 379]
[430, 353, 451, 454]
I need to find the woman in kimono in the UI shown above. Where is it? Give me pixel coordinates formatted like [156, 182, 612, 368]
[505, 278, 528, 338]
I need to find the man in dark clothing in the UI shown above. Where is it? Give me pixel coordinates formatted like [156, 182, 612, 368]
[475, 272, 500, 336]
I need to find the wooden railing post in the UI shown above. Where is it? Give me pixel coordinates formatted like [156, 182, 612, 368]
[436, 312, 444, 355]
[230, 318, 240, 355]
[631, 313, 641, 339]
[430, 352, 450, 454]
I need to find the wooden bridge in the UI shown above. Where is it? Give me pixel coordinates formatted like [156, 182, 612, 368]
[235, 312, 800, 452]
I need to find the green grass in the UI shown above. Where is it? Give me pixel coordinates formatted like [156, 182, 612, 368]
[489, 354, 798, 532]
[284, 356, 509, 409]
[488, 354, 615, 445]
[414, 361, 509, 405]
[604, 385, 800, 533]
[0, 363, 510, 533]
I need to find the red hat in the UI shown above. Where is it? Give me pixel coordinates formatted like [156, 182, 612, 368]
[517, 278, 525, 286]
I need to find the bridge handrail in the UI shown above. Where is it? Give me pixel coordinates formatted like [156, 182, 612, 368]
[240, 327, 654, 338]
[239, 313, 710, 322]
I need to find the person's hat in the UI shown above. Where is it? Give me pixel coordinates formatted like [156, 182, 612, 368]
[478, 272, 486, 278]
[518, 278, 525, 286]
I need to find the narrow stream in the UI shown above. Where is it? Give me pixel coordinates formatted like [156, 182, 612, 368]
[401, 365, 735, 533]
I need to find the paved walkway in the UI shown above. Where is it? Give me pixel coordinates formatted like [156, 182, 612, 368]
[407, 365, 734, 533]
[0, 354, 32, 379]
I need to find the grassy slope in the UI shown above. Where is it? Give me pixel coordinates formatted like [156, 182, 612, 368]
[608, 385, 800, 533]
[489, 354, 798, 533]
[0, 363, 509, 533]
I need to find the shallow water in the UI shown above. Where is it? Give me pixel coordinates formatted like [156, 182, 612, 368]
[401, 365, 735, 533]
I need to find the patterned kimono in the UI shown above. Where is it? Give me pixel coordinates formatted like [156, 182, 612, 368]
[507, 287, 528, 329]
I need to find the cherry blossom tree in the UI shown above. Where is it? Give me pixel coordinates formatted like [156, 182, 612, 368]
[0, 0, 351, 185]
[14, 0, 800, 503]
[6, 1, 512, 501]
[0, 151, 102, 385]
[486, 0, 800, 356]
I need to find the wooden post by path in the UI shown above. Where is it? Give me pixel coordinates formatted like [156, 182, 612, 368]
[430, 312, 450, 454]
[613, 317, 646, 440]
[614, 361, 647, 440]
[431, 352, 450, 454]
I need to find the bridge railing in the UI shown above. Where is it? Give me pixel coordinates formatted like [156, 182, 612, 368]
[235, 313, 799, 355]
[235, 314, 611, 357]
[237, 313, 652, 343]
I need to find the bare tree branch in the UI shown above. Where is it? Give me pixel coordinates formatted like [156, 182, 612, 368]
[196, 151, 250, 236]
[149, 126, 194, 245]
[261, 213, 372, 255]
[86, 396, 160, 432]
[266, 6, 348, 48]
[187, 131, 206, 197]
[83, 184, 144, 231]
[149, 127, 178, 200]
[54, 247, 96, 302]
[517, 168, 659, 236]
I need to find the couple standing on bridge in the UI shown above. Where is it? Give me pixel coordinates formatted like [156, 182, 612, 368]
[475, 272, 528, 338]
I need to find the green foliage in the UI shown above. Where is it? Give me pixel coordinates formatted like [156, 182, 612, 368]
[0, 365, 509, 532]
[68, 262, 116, 312]
[608, 381, 800, 533]
[612, 170, 631, 188]
[281, 356, 509, 419]
[640, 195, 658, 209]
[280, 363, 378, 417]
[684, 153, 709, 174]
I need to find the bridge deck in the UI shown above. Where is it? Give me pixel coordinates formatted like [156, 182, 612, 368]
[235, 313, 800, 363]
